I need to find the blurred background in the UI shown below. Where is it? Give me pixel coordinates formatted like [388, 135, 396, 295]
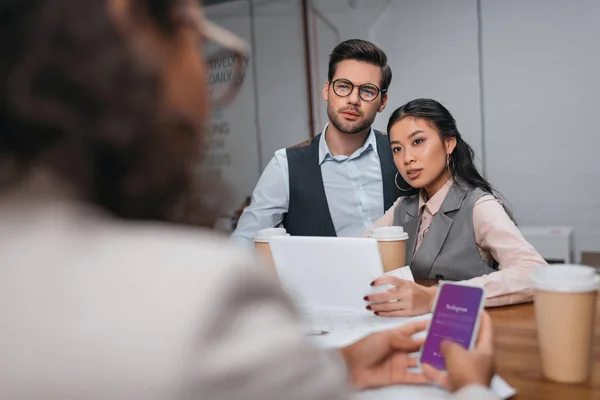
[202, 0, 600, 266]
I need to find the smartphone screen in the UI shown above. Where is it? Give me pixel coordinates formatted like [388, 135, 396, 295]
[420, 282, 485, 370]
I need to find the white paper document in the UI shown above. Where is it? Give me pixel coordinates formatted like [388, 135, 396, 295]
[304, 309, 429, 347]
[352, 375, 515, 400]
[305, 311, 515, 399]
[385, 265, 415, 281]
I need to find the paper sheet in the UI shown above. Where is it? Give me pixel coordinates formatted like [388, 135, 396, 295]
[352, 375, 515, 399]
[304, 310, 429, 347]
[304, 310, 515, 400]
[385, 265, 415, 281]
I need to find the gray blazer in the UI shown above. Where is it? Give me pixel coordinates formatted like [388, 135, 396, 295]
[394, 182, 497, 281]
[0, 196, 499, 400]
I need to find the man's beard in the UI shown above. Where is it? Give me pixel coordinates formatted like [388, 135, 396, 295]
[327, 104, 377, 135]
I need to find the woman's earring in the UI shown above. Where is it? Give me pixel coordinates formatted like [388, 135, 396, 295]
[395, 172, 414, 192]
[447, 154, 456, 172]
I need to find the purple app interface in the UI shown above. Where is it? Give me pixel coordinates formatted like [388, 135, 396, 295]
[421, 284, 483, 370]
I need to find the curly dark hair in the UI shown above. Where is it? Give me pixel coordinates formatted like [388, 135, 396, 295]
[0, 0, 216, 225]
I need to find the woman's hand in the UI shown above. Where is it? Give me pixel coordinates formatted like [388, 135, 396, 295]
[421, 312, 495, 392]
[339, 320, 430, 389]
[364, 276, 438, 317]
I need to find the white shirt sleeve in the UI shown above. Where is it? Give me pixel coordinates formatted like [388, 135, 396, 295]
[231, 149, 290, 244]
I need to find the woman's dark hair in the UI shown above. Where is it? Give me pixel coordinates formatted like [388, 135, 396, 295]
[328, 39, 392, 92]
[0, 0, 216, 225]
[386, 98, 494, 194]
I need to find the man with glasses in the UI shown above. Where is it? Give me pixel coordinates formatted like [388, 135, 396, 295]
[232, 39, 415, 242]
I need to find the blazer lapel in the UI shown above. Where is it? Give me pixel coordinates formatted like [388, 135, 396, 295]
[410, 184, 468, 278]
[395, 196, 419, 266]
[404, 216, 420, 266]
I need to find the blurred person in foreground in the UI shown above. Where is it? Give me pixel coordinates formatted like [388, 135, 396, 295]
[0, 0, 499, 399]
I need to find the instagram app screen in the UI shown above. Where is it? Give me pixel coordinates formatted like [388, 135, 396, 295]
[420, 284, 484, 370]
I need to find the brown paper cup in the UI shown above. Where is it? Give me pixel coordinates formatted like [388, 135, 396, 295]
[531, 264, 600, 383]
[368, 226, 409, 273]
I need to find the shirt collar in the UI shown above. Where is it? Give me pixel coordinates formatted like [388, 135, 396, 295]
[418, 177, 454, 216]
[318, 123, 379, 165]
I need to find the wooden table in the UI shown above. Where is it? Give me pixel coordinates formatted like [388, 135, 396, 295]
[489, 297, 600, 399]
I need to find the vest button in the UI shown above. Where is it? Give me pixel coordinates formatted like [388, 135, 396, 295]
[435, 274, 445, 280]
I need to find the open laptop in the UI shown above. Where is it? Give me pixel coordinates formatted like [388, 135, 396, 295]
[269, 236, 385, 313]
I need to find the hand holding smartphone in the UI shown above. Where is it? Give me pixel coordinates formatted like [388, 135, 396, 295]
[420, 282, 486, 370]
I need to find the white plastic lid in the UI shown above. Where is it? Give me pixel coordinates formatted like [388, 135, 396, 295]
[253, 228, 289, 243]
[531, 264, 600, 293]
[368, 226, 409, 241]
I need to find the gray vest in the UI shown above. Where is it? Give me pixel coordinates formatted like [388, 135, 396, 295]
[393, 182, 497, 281]
[281, 131, 417, 237]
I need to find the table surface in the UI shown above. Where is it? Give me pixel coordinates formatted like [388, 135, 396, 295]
[415, 280, 600, 399]
[489, 299, 600, 399]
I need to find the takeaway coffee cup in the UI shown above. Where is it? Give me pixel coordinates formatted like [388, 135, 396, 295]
[531, 264, 600, 383]
[253, 228, 289, 271]
[368, 226, 409, 273]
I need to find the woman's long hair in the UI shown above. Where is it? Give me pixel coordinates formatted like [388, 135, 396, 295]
[387, 98, 494, 194]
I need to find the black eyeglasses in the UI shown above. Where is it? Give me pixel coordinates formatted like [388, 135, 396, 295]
[330, 78, 386, 102]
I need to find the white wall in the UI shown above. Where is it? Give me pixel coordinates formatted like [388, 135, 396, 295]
[206, 0, 600, 257]
[308, 0, 482, 163]
[204, 1, 261, 212]
[308, 0, 396, 133]
[253, 0, 311, 164]
[481, 0, 600, 260]
[205, 0, 310, 217]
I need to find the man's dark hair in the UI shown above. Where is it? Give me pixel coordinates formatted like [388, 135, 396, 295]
[327, 39, 392, 92]
[0, 0, 216, 225]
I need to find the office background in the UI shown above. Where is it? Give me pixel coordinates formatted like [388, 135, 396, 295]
[203, 0, 600, 263]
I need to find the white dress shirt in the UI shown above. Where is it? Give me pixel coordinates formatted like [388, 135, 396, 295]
[232, 124, 385, 243]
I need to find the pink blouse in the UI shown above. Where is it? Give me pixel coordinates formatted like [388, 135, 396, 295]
[364, 179, 547, 307]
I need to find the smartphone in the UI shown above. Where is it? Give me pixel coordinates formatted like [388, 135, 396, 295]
[420, 282, 486, 370]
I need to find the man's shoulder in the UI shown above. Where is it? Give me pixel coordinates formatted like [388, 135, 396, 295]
[286, 134, 320, 152]
[287, 138, 313, 150]
[373, 130, 390, 148]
